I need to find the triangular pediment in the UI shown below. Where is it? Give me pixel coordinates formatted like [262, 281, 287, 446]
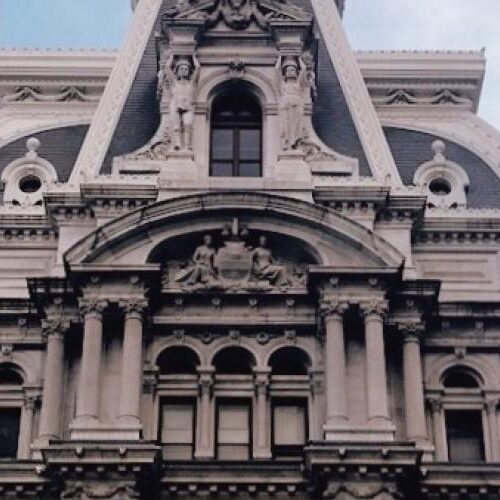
[165, 0, 312, 31]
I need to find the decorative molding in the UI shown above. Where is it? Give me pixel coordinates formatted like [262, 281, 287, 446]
[1, 86, 100, 104]
[69, 0, 164, 184]
[310, 0, 402, 186]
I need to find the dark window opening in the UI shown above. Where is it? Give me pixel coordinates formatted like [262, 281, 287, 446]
[213, 347, 255, 374]
[0, 408, 20, 458]
[157, 346, 200, 375]
[269, 347, 311, 376]
[210, 90, 262, 177]
[160, 398, 196, 460]
[443, 369, 480, 389]
[272, 399, 308, 459]
[216, 399, 251, 460]
[446, 410, 485, 462]
[0, 369, 23, 386]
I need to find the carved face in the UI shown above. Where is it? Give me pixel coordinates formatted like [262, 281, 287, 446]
[175, 62, 191, 79]
[259, 235, 267, 247]
[229, 0, 245, 9]
[284, 64, 298, 80]
[203, 234, 213, 246]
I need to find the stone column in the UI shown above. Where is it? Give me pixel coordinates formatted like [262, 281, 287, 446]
[429, 397, 446, 461]
[73, 299, 108, 428]
[360, 300, 391, 426]
[118, 299, 147, 430]
[253, 368, 271, 459]
[195, 366, 214, 459]
[38, 318, 68, 442]
[320, 299, 349, 430]
[486, 399, 500, 461]
[401, 326, 428, 444]
[18, 395, 37, 459]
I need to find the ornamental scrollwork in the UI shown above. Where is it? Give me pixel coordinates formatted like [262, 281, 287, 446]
[319, 298, 349, 319]
[78, 299, 109, 318]
[118, 298, 148, 316]
[41, 317, 70, 338]
[323, 483, 402, 499]
[359, 299, 388, 319]
[61, 482, 139, 499]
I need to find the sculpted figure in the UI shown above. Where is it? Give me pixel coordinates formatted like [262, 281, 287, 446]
[175, 234, 217, 286]
[251, 236, 289, 288]
[276, 55, 307, 150]
[206, 0, 268, 30]
[162, 54, 200, 151]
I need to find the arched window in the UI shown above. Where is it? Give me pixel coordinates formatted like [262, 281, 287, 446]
[213, 346, 255, 374]
[442, 367, 480, 389]
[0, 366, 23, 459]
[269, 347, 311, 376]
[210, 89, 262, 177]
[157, 346, 200, 375]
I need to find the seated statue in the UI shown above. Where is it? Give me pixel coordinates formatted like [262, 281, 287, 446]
[175, 234, 217, 286]
[251, 236, 289, 288]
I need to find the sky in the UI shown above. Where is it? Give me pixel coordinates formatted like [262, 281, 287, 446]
[0, 0, 498, 128]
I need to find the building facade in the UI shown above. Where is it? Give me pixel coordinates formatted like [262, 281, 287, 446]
[0, 0, 499, 498]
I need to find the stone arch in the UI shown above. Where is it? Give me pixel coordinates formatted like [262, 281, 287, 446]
[267, 346, 311, 375]
[441, 365, 482, 388]
[150, 337, 207, 367]
[426, 354, 497, 390]
[198, 69, 277, 107]
[263, 337, 318, 368]
[156, 345, 201, 375]
[0, 363, 24, 385]
[64, 193, 404, 269]
[211, 345, 257, 374]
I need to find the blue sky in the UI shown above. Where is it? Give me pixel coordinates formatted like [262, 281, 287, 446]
[0, 0, 499, 128]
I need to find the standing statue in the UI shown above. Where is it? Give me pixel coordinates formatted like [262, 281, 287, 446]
[175, 234, 218, 286]
[275, 55, 307, 150]
[161, 54, 200, 151]
[251, 236, 289, 288]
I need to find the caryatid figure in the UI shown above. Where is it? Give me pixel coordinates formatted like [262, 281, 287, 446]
[276, 55, 307, 150]
[162, 54, 200, 151]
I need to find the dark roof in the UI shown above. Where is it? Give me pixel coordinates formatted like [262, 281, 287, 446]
[0, 125, 89, 182]
[385, 127, 500, 208]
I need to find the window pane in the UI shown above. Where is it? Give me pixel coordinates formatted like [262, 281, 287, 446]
[239, 163, 261, 177]
[161, 402, 194, 460]
[212, 129, 234, 160]
[211, 162, 233, 177]
[239, 129, 260, 160]
[217, 402, 250, 460]
[274, 405, 306, 445]
[446, 410, 484, 462]
[0, 408, 20, 458]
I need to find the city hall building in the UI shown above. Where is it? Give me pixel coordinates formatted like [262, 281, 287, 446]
[0, 0, 499, 497]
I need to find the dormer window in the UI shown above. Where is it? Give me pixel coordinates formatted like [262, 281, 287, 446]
[210, 89, 262, 177]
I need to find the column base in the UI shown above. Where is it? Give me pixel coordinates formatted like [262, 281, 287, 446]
[324, 423, 395, 442]
[70, 421, 141, 441]
[253, 450, 273, 460]
[194, 449, 215, 460]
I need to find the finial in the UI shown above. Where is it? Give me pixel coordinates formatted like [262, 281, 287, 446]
[26, 137, 41, 158]
[431, 140, 446, 161]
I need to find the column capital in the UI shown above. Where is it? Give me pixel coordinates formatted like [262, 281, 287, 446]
[398, 320, 425, 343]
[119, 297, 148, 318]
[78, 298, 109, 318]
[23, 394, 38, 411]
[485, 399, 499, 413]
[41, 316, 70, 339]
[427, 396, 443, 414]
[319, 298, 349, 319]
[359, 299, 388, 319]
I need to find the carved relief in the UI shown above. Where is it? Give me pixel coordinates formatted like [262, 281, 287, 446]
[323, 483, 402, 500]
[164, 220, 308, 292]
[61, 482, 139, 499]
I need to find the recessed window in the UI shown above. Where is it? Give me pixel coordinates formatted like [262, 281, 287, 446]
[216, 399, 251, 460]
[429, 177, 452, 196]
[210, 89, 262, 177]
[446, 410, 485, 462]
[272, 399, 307, 458]
[442, 369, 479, 389]
[0, 408, 21, 458]
[18, 175, 42, 194]
[160, 399, 196, 460]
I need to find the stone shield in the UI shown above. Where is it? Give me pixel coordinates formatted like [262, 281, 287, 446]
[215, 241, 252, 283]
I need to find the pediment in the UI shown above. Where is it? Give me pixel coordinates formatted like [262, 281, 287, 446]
[163, 0, 313, 33]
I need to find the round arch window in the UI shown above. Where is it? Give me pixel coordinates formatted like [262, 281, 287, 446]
[18, 175, 42, 194]
[428, 177, 452, 196]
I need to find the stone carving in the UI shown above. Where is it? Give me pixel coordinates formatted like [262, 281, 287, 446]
[162, 54, 200, 151]
[167, 220, 307, 292]
[276, 55, 308, 150]
[61, 482, 139, 499]
[165, 0, 312, 29]
[323, 483, 402, 499]
[174, 234, 218, 287]
[1, 86, 100, 104]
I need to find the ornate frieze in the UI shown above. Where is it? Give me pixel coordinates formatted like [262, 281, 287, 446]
[61, 482, 139, 499]
[1, 86, 100, 104]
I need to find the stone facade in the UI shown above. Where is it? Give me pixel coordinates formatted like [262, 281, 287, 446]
[0, 0, 499, 498]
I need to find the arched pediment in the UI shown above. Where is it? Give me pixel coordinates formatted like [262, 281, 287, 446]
[64, 193, 404, 272]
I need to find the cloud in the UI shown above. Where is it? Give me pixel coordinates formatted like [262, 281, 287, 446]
[344, 0, 500, 129]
